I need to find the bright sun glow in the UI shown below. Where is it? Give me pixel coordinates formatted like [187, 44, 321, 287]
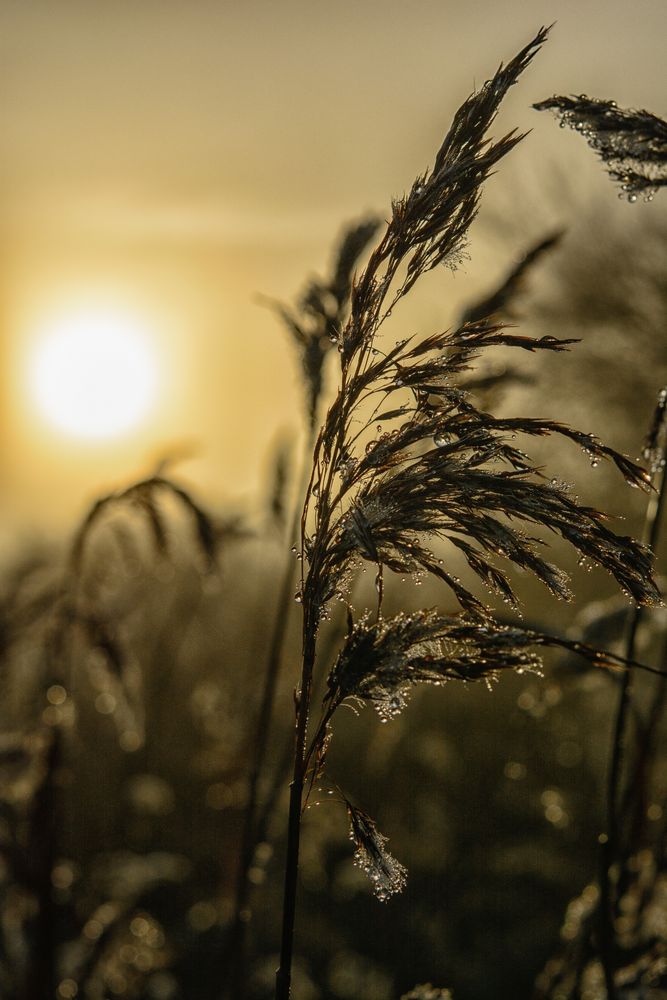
[29, 308, 159, 441]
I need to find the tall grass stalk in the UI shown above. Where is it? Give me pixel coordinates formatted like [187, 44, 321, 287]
[274, 27, 662, 998]
[229, 219, 380, 996]
[10, 474, 218, 997]
[228, 469, 308, 1000]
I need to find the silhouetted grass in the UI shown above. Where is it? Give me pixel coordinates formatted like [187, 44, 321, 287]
[2, 23, 667, 1000]
[274, 25, 662, 1000]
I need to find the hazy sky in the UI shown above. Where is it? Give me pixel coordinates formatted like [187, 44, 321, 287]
[1, 1, 666, 542]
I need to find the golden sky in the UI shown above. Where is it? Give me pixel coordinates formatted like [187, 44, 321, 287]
[1, 0, 666, 544]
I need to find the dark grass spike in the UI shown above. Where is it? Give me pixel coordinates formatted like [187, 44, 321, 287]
[330, 217, 384, 307]
[262, 215, 381, 429]
[70, 476, 220, 577]
[343, 27, 552, 360]
[534, 95, 667, 201]
[268, 438, 292, 533]
[461, 230, 563, 325]
[643, 386, 667, 475]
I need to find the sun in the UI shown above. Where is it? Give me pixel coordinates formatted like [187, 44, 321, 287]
[29, 308, 159, 441]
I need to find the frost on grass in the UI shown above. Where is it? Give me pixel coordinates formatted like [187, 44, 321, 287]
[324, 609, 653, 723]
[346, 801, 407, 901]
[534, 95, 667, 201]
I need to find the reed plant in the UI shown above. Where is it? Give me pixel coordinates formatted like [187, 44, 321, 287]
[273, 26, 663, 999]
[531, 77, 667, 1000]
[0, 472, 223, 999]
[227, 216, 380, 999]
[2, 25, 667, 1000]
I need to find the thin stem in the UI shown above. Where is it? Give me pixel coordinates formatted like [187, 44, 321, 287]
[275, 621, 318, 1000]
[302, 703, 338, 811]
[251, 593, 360, 885]
[228, 438, 313, 999]
[276, 388, 349, 999]
[375, 563, 384, 620]
[598, 425, 667, 999]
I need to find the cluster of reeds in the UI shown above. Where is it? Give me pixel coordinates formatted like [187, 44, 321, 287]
[270, 25, 666, 1000]
[531, 73, 667, 1000]
[0, 473, 227, 999]
[1, 22, 667, 1000]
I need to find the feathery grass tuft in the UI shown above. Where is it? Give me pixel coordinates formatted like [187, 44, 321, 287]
[345, 800, 408, 901]
[275, 26, 661, 998]
[534, 95, 667, 201]
[323, 610, 660, 726]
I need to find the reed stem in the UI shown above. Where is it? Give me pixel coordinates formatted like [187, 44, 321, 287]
[275, 622, 317, 1000]
[228, 442, 312, 999]
[599, 398, 667, 998]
